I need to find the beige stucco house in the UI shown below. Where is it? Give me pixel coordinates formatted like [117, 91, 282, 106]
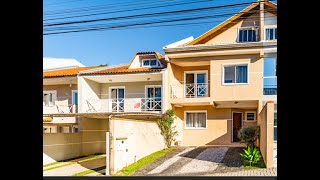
[163, 0, 277, 167]
[43, 66, 98, 133]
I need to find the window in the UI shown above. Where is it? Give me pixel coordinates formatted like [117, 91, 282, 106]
[185, 111, 207, 129]
[245, 112, 256, 121]
[265, 27, 277, 40]
[223, 64, 248, 84]
[43, 91, 56, 106]
[72, 90, 78, 105]
[263, 58, 277, 95]
[142, 59, 159, 67]
[238, 27, 258, 42]
[185, 71, 208, 98]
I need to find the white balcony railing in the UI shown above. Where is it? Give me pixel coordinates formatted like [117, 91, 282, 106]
[43, 99, 77, 114]
[84, 98, 162, 113]
[170, 83, 209, 98]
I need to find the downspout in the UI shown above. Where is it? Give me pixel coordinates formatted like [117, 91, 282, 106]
[161, 69, 166, 114]
[106, 114, 112, 175]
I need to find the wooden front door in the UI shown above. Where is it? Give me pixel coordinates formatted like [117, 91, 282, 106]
[233, 112, 242, 142]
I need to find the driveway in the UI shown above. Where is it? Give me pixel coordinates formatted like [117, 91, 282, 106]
[132, 146, 277, 176]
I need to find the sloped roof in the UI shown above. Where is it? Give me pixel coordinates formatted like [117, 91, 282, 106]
[80, 52, 166, 76]
[43, 66, 100, 78]
[187, 1, 277, 45]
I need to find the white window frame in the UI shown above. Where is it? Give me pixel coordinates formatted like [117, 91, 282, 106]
[109, 86, 126, 112]
[237, 26, 259, 43]
[184, 70, 208, 98]
[145, 85, 162, 99]
[142, 59, 160, 68]
[245, 111, 257, 122]
[72, 90, 78, 105]
[222, 63, 249, 85]
[184, 110, 207, 129]
[264, 25, 277, 41]
[43, 90, 57, 106]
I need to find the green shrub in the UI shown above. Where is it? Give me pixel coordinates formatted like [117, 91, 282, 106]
[157, 109, 178, 148]
[240, 146, 262, 167]
[238, 125, 260, 147]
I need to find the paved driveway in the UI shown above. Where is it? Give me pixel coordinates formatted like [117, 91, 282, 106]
[132, 146, 277, 176]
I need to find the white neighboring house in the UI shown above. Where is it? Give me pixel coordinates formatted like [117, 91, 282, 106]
[43, 57, 85, 71]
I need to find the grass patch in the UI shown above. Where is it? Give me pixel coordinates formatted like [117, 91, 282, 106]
[43, 154, 105, 172]
[243, 159, 266, 170]
[43, 162, 75, 172]
[115, 147, 175, 176]
[73, 166, 106, 176]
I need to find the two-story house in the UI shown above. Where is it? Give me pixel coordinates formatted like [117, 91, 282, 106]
[43, 66, 99, 133]
[77, 51, 167, 173]
[163, 0, 277, 149]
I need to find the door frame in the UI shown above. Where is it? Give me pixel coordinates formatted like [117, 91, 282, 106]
[184, 70, 208, 98]
[108, 86, 125, 112]
[144, 85, 162, 111]
[232, 111, 243, 142]
[72, 90, 78, 105]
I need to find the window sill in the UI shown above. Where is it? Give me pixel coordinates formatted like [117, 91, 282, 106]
[244, 120, 256, 122]
[184, 127, 207, 130]
[222, 83, 249, 86]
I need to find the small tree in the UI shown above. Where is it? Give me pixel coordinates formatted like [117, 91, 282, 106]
[238, 125, 260, 147]
[158, 109, 178, 148]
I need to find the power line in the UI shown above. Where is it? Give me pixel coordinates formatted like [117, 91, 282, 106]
[44, 0, 222, 21]
[44, 0, 86, 6]
[44, 9, 276, 35]
[44, 1, 256, 27]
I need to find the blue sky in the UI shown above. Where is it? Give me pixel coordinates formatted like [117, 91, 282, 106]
[43, 0, 269, 66]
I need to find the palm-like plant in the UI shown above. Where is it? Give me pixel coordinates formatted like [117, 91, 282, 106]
[240, 146, 262, 166]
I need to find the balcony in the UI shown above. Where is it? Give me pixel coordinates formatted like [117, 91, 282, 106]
[170, 83, 211, 106]
[170, 83, 209, 98]
[263, 77, 277, 95]
[43, 99, 77, 114]
[84, 98, 162, 113]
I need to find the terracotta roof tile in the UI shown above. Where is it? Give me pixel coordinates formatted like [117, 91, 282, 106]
[80, 64, 164, 75]
[81, 52, 167, 76]
[43, 66, 100, 78]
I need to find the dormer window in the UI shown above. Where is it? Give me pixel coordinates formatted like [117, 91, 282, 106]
[142, 59, 159, 67]
[238, 27, 259, 43]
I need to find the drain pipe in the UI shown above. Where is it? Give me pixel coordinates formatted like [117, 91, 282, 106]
[106, 114, 112, 176]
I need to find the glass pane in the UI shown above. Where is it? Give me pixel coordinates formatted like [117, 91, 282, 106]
[155, 87, 162, 98]
[143, 60, 149, 66]
[263, 78, 277, 95]
[274, 113, 277, 126]
[147, 88, 153, 98]
[252, 30, 256, 41]
[266, 29, 270, 40]
[248, 30, 253, 41]
[224, 66, 235, 83]
[270, 29, 274, 40]
[239, 30, 243, 42]
[74, 92, 78, 105]
[236, 65, 248, 83]
[275, 28, 277, 39]
[197, 113, 206, 128]
[243, 30, 248, 42]
[150, 60, 157, 66]
[118, 89, 124, 98]
[111, 89, 117, 99]
[197, 73, 205, 84]
[186, 74, 195, 84]
[264, 58, 276, 76]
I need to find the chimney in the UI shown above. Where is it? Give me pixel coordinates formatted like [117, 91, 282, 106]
[259, 0, 265, 41]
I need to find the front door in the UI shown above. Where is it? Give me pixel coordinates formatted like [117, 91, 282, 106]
[233, 112, 242, 142]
